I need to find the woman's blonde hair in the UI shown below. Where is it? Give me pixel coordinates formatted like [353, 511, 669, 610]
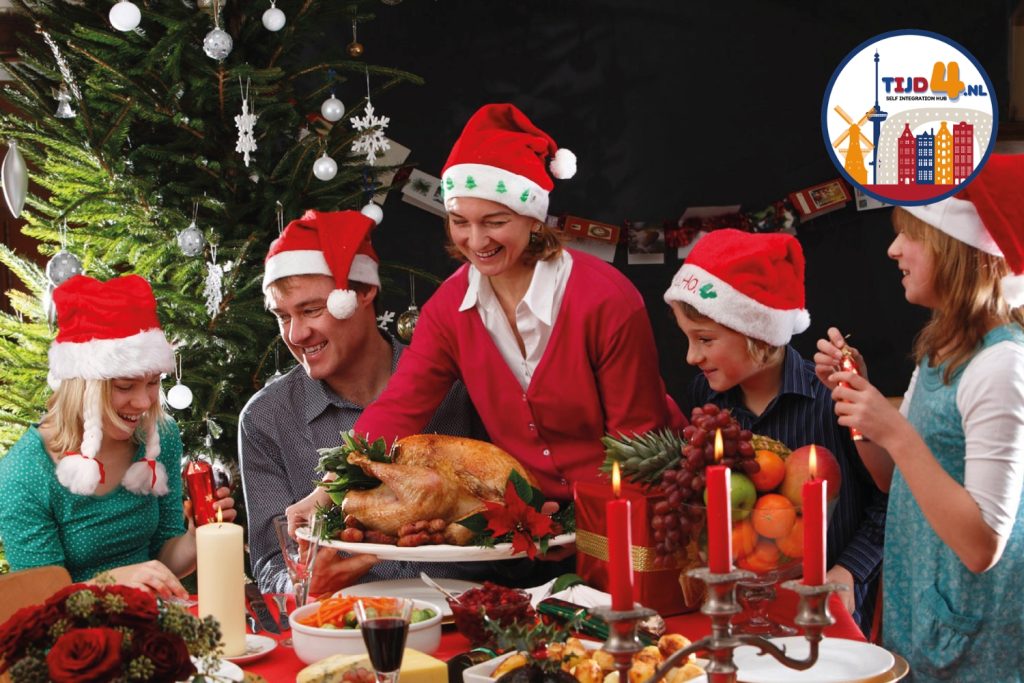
[673, 301, 786, 367]
[893, 207, 1024, 383]
[443, 216, 564, 266]
[40, 378, 166, 455]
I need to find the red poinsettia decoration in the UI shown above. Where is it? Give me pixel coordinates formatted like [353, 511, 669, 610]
[480, 475, 556, 559]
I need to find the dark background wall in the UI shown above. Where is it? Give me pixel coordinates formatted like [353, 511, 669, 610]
[336, 1, 1010, 400]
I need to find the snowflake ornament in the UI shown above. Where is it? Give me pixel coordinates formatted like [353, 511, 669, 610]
[376, 310, 395, 330]
[234, 82, 258, 166]
[350, 102, 390, 164]
[204, 246, 224, 318]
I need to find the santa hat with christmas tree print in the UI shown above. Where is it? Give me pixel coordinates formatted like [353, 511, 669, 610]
[441, 103, 576, 222]
[47, 274, 175, 496]
[904, 153, 1024, 306]
[664, 228, 810, 346]
[262, 209, 380, 319]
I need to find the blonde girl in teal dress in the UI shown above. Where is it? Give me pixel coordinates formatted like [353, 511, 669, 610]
[0, 275, 235, 597]
[813, 154, 1024, 681]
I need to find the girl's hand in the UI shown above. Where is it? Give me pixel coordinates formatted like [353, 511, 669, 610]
[830, 370, 902, 445]
[99, 560, 188, 599]
[183, 486, 237, 531]
[814, 327, 868, 389]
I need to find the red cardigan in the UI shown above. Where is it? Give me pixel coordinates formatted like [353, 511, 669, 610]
[355, 250, 683, 499]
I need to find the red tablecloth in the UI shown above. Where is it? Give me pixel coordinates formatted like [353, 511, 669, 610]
[239, 590, 864, 680]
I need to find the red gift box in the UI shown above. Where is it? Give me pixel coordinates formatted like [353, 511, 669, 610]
[574, 481, 705, 616]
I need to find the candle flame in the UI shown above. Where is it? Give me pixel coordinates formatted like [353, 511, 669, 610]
[714, 429, 723, 463]
[809, 445, 817, 480]
[216, 505, 223, 524]
[612, 460, 621, 497]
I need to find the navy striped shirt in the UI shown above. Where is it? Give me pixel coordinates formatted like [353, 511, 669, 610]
[685, 345, 887, 634]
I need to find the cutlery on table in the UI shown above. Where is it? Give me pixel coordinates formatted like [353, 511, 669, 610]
[246, 613, 262, 633]
[419, 572, 463, 604]
[244, 583, 282, 634]
[272, 594, 291, 628]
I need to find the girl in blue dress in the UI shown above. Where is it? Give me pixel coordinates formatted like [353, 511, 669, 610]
[815, 153, 1024, 681]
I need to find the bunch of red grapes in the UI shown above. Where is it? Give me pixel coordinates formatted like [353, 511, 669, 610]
[650, 404, 759, 567]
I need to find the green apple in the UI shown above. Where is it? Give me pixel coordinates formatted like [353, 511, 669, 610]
[703, 472, 758, 521]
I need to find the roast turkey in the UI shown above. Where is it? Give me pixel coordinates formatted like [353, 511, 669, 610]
[341, 434, 538, 543]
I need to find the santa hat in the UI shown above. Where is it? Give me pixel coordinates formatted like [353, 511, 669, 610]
[262, 209, 380, 319]
[903, 153, 1024, 306]
[441, 103, 576, 222]
[664, 229, 810, 346]
[47, 274, 175, 496]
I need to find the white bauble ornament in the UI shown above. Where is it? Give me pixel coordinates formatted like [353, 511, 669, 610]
[46, 250, 84, 286]
[360, 202, 383, 225]
[167, 382, 193, 410]
[262, 3, 286, 31]
[203, 28, 233, 61]
[109, 0, 141, 31]
[320, 95, 345, 122]
[313, 153, 338, 181]
[177, 222, 205, 257]
[2, 140, 28, 219]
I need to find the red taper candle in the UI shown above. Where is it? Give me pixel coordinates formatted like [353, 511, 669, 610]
[802, 445, 827, 585]
[607, 461, 634, 610]
[706, 429, 732, 573]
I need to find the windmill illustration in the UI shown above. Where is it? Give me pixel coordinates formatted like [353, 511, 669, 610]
[832, 105, 873, 185]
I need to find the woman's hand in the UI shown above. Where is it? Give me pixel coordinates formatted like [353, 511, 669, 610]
[183, 486, 237, 531]
[286, 488, 331, 539]
[98, 560, 188, 599]
[814, 327, 868, 390]
[830, 370, 904, 446]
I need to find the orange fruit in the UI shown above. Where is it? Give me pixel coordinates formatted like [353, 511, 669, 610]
[750, 449, 786, 492]
[751, 494, 797, 539]
[737, 540, 781, 574]
[776, 517, 804, 559]
[731, 518, 757, 560]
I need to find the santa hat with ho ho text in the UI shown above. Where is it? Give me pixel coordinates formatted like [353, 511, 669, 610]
[47, 274, 175, 496]
[903, 153, 1024, 307]
[663, 229, 810, 347]
[441, 103, 576, 222]
[262, 209, 380, 319]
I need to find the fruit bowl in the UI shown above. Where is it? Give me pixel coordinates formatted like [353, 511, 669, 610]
[447, 582, 535, 647]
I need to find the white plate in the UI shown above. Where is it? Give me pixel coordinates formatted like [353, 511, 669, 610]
[339, 578, 482, 617]
[299, 528, 576, 562]
[732, 636, 895, 683]
[224, 633, 277, 664]
[181, 657, 243, 682]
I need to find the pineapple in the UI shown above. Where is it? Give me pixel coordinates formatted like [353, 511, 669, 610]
[600, 429, 685, 486]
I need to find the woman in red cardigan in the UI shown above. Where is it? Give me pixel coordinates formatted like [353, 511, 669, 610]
[288, 103, 681, 530]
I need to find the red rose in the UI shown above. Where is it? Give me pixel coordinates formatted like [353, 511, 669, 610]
[133, 628, 196, 682]
[46, 627, 123, 683]
[0, 604, 53, 665]
[101, 585, 159, 627]
[45, 583, 98, 608]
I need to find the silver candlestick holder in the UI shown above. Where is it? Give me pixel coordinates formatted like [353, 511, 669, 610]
[596, 567, 846, 683]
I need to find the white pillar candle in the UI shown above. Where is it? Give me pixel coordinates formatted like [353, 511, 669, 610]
[196, 520, 246, 656]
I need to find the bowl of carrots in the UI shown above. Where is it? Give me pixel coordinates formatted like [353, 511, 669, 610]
[289, 595, 442, 665]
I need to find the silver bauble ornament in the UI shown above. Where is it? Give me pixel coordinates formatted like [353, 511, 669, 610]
[2, 140, 28, 219]
[203, 28, 233, 61]
[262, 3, 286, 31]
[46, 250, 84, 286]
[360, 202, 383, 225]
[167, 382, 193, 410]
[313, 153, 338, 181]
[265, 369, 284, 385]
[177, 222, 206, 257]
[42, 283, 57, 328]
[396, 304, 419, 342]
[109, 0, 141, 31]
[320, 95, 345, 122]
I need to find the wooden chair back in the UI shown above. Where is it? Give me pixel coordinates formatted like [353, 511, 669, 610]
[0, 565, 72, 624]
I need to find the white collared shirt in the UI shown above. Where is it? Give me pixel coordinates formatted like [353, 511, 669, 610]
[458, 250, 573, 390]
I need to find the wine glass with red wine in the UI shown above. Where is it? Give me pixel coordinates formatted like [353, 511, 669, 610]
[355, 598, 414, 682]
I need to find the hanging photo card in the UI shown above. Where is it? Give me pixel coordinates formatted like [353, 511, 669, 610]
[368, 138, 411, 204]
[400, 168, 446, 217]
[627, 222, 665, 265]
[788, 179, 851, 221]
[562, 215, 621, 244]
[676, 205, 740, 258]
[854, 187, 892, 212]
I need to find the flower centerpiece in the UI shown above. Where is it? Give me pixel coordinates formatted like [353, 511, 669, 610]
[0, 582, 222, 683]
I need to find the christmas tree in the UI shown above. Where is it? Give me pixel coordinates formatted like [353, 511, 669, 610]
[0, 0, 422, 452]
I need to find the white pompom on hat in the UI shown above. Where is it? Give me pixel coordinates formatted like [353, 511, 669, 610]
[262, 209, 380, 319]
[48, 274, 175, 496]
[441, 103, 575, 222]
[903, 153, 1024, 306]
[664, 229, 810, 346]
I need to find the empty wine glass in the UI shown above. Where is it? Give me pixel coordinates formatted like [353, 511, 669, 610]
[272, 513, 324, 632]
[355, 598, 414, 683]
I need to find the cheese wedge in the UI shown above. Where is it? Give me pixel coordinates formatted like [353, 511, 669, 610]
[296, 648, 447, 683]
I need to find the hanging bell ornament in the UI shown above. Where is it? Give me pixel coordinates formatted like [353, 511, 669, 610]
[109, 0, 141, 31]
[262, 1, 286, 31]
[313, 153, 338, 181]
[320, 94, 345, 122]
[2, 140, 28, 219]
[203, 27, 233, 61]
[54, 85, 76, 119]
[265, 369, 284, 385]
[347, 41, 364, 57]
[360, 202, 383, 225]
[167, 381, 194, 410]
[177, 221, 206, 257]
[46, 250, 84, 287]
[396, 304, 419, 343]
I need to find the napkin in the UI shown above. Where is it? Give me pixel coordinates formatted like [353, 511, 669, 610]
[524, 579, 614, 608]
